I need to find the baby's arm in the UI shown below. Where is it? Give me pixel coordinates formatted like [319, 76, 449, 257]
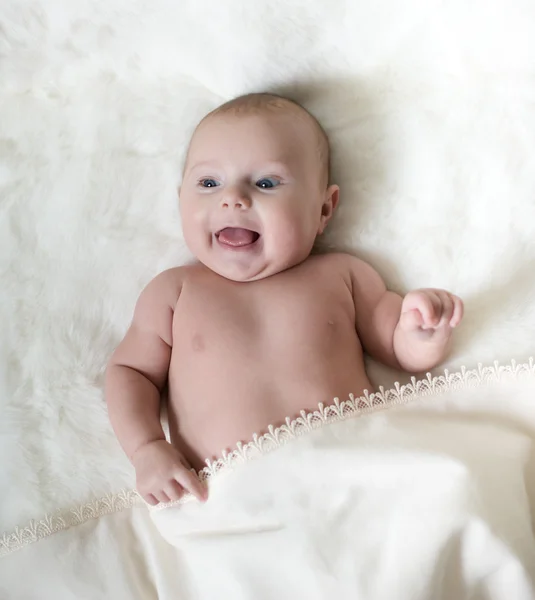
[105, 268, 205, 504]
[346, 257, 463, 372]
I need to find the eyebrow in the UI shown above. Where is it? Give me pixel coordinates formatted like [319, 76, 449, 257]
[257, 162, 293, 177]
[187, 160, 294, 177]
[186, 160, 220, 173]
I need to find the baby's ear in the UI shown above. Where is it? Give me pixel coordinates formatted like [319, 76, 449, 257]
[318, 184, 340, 234]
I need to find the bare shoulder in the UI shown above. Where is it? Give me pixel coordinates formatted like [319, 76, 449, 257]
[137, 266, 188, 311]
[124, 265, 201, 348]
[314, 253, 387, 302]
[313, 252, 380, 280]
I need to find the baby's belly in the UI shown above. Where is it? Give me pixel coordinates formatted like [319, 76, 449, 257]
[166, 342, 372, 471]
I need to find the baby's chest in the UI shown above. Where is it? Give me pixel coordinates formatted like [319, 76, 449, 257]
[173, 276, 354, 354]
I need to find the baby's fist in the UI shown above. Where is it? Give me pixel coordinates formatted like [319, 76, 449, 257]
[400, 289, 464, 337]
[132, 439, 207, 506]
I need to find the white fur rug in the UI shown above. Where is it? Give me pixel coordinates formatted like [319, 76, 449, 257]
[1, 0, 535, 538]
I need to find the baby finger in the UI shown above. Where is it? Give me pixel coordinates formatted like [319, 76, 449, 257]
[143, 493, 159, 506]
[450, 296, 464, 327]
[176, 468, 207, 502]
[436, 291, 454, 325]
[165, 479, 185, 501]
[155, 490, 172, 504]
[419, 291, 441, 328]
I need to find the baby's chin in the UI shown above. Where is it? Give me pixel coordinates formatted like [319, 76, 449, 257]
[202, 260, 278, 282]
[197, 255, 295, 282]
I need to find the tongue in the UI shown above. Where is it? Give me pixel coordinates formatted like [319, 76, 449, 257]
[218, 227, 256, 247]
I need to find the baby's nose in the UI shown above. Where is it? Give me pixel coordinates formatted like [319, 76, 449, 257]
[221, 188, 251, 209]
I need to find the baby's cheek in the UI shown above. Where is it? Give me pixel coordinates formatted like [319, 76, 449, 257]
[181, 207, 205, 237]
[185, 205, 205, 227]
[181, 216, 206, 253]
[276, 220, 312, 258]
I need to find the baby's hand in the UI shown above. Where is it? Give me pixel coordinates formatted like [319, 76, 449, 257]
[132, 440, 207, 505]
[399, 289, 464, 340]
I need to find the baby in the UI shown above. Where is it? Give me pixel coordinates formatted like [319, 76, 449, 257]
[105, 93, 464, 506]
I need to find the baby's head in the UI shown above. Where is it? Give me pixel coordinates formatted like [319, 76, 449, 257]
[179, 93, 339, 282]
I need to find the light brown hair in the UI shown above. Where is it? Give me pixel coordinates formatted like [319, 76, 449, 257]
[197, 92, 331, 186]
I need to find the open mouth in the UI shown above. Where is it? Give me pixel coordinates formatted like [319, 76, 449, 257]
[215, 227, 261, 248]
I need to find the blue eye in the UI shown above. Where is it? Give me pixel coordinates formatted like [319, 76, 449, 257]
[199, 178, 219, 188]
[256, 177, 280, 189]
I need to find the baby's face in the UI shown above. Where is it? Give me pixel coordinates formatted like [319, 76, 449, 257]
[179, 111, 338, 282]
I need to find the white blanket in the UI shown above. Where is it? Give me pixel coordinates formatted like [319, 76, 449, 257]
[2, 0, 535, 596]
[2, 367, 535, 598]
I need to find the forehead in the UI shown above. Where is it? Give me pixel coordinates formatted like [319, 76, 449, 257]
[185, 112, 319, 170]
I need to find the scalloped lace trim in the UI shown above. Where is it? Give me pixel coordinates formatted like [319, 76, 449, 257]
[2, 359, 534, 557]
[0, 490, 142, 558]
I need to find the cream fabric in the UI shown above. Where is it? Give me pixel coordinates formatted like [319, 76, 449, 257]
[2, 370, 535, 598]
